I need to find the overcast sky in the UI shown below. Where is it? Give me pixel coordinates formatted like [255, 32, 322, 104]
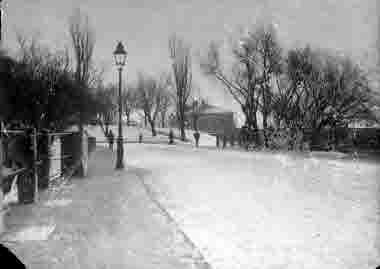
[2, 0, 378, 110]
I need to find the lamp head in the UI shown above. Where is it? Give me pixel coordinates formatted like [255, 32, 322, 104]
[113, 41, 127, 67]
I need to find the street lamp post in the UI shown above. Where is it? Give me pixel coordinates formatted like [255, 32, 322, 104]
[0, 0, 3, 44]
[113, 41, 127, 170]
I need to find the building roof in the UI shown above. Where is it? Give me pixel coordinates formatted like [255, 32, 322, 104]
[198, 103, 233, 115]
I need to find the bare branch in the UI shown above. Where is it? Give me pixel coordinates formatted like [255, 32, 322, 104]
[168, 34, 192, 140]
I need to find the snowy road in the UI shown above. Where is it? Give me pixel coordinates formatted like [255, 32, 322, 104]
[123, 143, 380, 269]
[87, 126, 380, 268]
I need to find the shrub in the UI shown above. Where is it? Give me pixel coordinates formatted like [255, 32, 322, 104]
[267, 128, 292, 150]
[267, 128, 305, 151]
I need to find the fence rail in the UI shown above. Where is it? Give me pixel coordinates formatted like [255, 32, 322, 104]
[1, 129, 97, 208]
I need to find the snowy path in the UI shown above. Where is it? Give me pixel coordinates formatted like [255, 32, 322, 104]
[2, 148, 208, 269]
[124, 144, 380, 269]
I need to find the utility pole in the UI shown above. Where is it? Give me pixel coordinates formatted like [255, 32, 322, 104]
[0, 1, 4, 132]
[0, 0, 3, 211]
[0, 1, 4, 180]
[115, 67, 124, 169]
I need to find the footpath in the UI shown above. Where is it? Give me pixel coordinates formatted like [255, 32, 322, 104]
[0, 147, 210, 269]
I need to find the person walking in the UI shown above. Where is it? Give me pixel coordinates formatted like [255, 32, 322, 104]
[168, 129, 174, 145]
[193, 131, 200, 148]
[108, 130, 114, 151]
[222, 134, 227, 149]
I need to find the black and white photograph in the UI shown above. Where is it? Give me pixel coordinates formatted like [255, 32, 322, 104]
[0, 0, 379, 268]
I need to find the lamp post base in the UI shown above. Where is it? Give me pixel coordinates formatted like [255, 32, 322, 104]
[115, 137, 124, 169]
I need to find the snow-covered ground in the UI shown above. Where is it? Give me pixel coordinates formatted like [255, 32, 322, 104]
[156, 127, 216, 147]
[88, 127, 380, 268]
[87, 125, 217, 147]
[86, 125, 169, 144]
[121, 144, 380, 269]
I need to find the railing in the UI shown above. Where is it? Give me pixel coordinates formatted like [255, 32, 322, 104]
[1, 129, 97, 208]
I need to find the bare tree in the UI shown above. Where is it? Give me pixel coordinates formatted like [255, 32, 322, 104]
[68, 7, 96, 176]
[136, 72, 169, 136]
[249, 25, 282, 146]
[68, 7, 96, 133]
[94, 83, 117, 137]
[68, 8, 95, 87]
[157, 73, 172, 128]
[272, 46, 372, 148]
[13, 33, 77, 130]
[188, 93, 206, 132]
[159, 90, 172, 128]
[271, 47, 314, 131]
[122, 85, 139, 126]
[224, 24, 282, 146]
[160, 94, 171, 128]
[201, 36, 261, 144]
[169, 34, 192, 141]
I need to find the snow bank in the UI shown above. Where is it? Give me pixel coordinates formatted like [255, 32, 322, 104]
[44, 199, 72, 208]
[3, 225, 56, 242]
[126, 144, 380, 269]
[156, 127, 216, 147]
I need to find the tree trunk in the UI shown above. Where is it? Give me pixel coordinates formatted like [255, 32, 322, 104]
[244, 110, 258, 132]
[178, 110, 186, 141]
[78, 88, 85, 178]
[105, 122, 109, 135]
[180, 122, 186, 141]
[245, 108, 258, 147]
[310, 125, 323, 151]
[149, 119, 157, 137]
[192, 114, 199, 132]
[262, 111, 269, 148]
[243, 103, 258, 130]
[161, 111, 166, 128]
[333, 122, 338, 149]
[126, 111, 130, 126]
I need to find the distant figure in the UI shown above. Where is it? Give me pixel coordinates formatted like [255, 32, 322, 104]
[168, 129, 174, 145]
[193, 131, 200, 147]
[222, 135, 227, 148]
[216, 135, 220, 148]
[108, 130, 114, 151]
[240, 126, 247, 149]
[138, 133, 143, 143]
[243, 127, 250, 151]
[352, 129, 358, 148]
[230, 134, 235, 147]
